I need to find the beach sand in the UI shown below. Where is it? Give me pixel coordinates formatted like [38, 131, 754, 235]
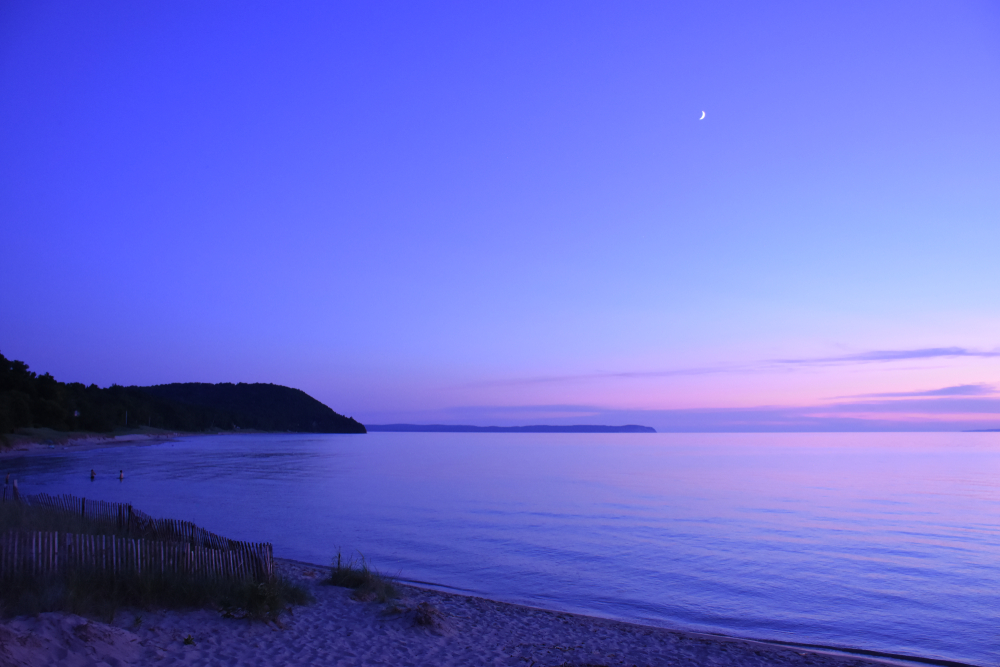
[0, 560, 897, 667]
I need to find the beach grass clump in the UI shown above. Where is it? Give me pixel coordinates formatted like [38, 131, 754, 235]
[0, 567, 311, 622]
[219, 576, 313, 621]
[0, 502, 312, 621]
[411, 601, 444, 627]
[0, 500, 132, 538]
[324, 551, 397, 602]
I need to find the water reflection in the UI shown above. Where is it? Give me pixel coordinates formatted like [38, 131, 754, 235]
[2, 432, 999, 666]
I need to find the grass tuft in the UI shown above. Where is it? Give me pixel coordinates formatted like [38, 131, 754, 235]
[219, 577, 313, 621]
[324, 550, 397, 603]
[412, 601, 443, 627]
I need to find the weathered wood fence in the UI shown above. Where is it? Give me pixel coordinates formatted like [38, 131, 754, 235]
[0, 531, 272, 583]
[1, 484, 19, 503]
[15, 492, 254, 552]
[0, 489, 273, 583]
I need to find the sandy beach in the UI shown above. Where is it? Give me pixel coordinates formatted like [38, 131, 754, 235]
[0, 559, 903, 667]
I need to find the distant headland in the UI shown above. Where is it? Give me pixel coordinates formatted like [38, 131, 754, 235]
[0, 352, 365, 436]
[367, 424, 656, 433]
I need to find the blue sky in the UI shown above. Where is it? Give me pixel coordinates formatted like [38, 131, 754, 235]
[2, 1, 999, 430]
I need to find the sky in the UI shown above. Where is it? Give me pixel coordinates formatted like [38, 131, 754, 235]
[2, 1, 999, 431]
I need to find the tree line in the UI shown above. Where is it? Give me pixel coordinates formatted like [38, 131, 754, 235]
[0, 352, 366, 436]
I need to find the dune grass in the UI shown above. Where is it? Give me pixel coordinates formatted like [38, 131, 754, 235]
[324, 551, 398, 602]
[0, 500, 133, 537]
[0, 568, 311, 622]
[0, 501, 312, 621]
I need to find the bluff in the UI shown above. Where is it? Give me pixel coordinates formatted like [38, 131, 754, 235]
[140, 382, 366, 433]
[0, 352, 365, 435]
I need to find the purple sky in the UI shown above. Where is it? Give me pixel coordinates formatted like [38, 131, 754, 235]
[2, 1, 999, 431]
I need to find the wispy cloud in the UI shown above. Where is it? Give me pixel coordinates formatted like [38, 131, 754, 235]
[819, 395, 1000, 415]
[471, 346, 999, 388]
[469, 364, 750, 387]
[773, 347, 1000, 366]
[841, 383, 997, 399]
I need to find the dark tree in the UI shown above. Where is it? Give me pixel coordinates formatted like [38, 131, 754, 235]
[0, 352, 366, 435]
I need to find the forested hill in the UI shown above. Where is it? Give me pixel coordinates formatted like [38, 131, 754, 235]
[0, 352, 366, 435]
[141, 383, 366, 433]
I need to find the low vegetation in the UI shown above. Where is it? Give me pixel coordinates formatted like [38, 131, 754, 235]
[0, 350, 365, 437]
[0, 567, 310, 622]
[0, 500, 132, 538]
[324, 551, 398, 603]
[0, 500, 312, 621]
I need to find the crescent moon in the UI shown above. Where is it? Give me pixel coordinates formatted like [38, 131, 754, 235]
[699, 111, 706, 120]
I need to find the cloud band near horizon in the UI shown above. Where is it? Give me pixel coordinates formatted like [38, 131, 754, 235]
[366, 384, 1000, 432]
[471, 347, 1000, 388]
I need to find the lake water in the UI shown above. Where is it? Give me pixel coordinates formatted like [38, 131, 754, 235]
[3, 432, 998, 666]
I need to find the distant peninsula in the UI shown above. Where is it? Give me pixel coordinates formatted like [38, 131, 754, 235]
[367, 424, 656, 433]
[0, 352, 365, 436]
[140, 382, 366, 434]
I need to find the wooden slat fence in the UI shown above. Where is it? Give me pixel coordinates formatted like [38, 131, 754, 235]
[0, 531, 273, 583]
[19, 492, 250, 552]
[1, 484, 19, 503]
[0, 489, 273, 583]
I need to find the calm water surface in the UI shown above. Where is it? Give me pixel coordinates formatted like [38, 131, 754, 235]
[4, 432, 999, 666]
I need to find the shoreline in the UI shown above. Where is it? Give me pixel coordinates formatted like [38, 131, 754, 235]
[279, 559, 972, 667]
[0, 428, 352, 459]
[0, 441, 981, 667]
[0, 431, 191, 459]
[0, 558, 973, 667]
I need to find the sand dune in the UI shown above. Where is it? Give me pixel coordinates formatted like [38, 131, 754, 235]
[0, 612, 140, 666]
[0, 560, 896, 667]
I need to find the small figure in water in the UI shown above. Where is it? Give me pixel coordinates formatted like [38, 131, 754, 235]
[119, 469, 124, 481]
[4, 472, 8, 485]
[90, 469, 96, 481]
